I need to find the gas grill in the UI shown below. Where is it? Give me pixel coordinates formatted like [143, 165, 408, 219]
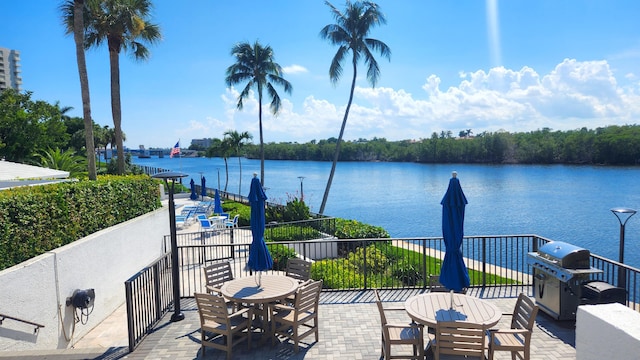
[527, 241, 602, 320]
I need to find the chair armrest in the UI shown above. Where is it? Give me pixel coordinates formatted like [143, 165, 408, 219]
[488, 328, 530, 339]
[272, 303, 295, 312]
[385, 322, 423, 330]
[229, 306, 252, 319]
[205, 285, 223, 295]
[380, 305, 406, 311]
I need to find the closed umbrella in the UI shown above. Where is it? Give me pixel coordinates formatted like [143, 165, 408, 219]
[201, 176, 207, 200]
[247, 174, 273, 285]
[189, 179, 198, 200]
[439, 171, 470, 294]
[213, 189, 224, 215]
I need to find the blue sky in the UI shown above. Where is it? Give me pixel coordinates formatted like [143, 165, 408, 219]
[3, 1, 640, 148]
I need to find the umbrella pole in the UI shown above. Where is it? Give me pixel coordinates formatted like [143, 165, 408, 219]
[450, 290, 454, 309]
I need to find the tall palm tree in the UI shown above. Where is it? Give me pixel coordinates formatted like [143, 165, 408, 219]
[225, 41, 292, 186]
[205, 138, 233, 192]
[81, 0, 161, 174]
[224, 130, 253, 195]
[318, 0, 390, 214]
[60, 0, 97, 180]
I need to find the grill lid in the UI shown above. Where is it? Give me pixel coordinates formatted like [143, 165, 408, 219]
[537, 241, 590, 269]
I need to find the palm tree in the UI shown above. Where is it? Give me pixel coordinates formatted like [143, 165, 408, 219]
[35, 148, 88, 179]
[60, 0, 97, 180]
[205, 138, 234, 192]
[225, 41, 292, 186]
[81, 0, 161, 174]
[224, 130, 253, 195]
[318, 0, 390, 214]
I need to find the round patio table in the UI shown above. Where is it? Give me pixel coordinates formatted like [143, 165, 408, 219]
[219, 275, 299, 304]
[405, 292, 502, 328]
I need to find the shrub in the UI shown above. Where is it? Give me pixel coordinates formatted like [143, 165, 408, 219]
[335, 218, 389, 239]
[392, 260, 424, 286]
[267, 243, 297, 271]
[0, 175, 160, 270]
[265, 225, 324, 242]
[347, 244, 388, 274]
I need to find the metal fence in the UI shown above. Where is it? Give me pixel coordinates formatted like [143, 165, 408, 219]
[124, 233, 640, 351]
[173, 235, 540, 296]
[124, 252, 174, 352]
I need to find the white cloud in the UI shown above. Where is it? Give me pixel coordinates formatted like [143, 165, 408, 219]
[282, 64, 309, 74]
[212, 59, 640, 144]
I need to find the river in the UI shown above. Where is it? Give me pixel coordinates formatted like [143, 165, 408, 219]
[133, 156, 640, 268]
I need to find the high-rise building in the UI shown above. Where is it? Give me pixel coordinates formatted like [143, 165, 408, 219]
[0, 47, 22, 92]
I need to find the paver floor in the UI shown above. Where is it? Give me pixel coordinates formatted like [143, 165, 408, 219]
[75, 287, 576, 360]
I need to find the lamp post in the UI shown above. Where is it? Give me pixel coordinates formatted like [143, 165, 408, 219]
[610, 207, 637, 289]
[298, 176, 305, 202]
[152, 171, 188, 322]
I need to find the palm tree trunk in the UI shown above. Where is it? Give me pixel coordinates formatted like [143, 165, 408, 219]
[73, 0, 97, 180]
[108, 42, 125, 175]
[238, 149, 242, 195]
[258, 92, 265, 186]
[224, 158, 229, 192]
[319, 60, 358, 215]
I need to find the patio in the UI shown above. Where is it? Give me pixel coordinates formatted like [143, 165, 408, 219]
[88, 287, 575, 360]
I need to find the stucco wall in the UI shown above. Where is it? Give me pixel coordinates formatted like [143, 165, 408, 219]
[0, 206, 169, 351]
[576, 303, 640, 360]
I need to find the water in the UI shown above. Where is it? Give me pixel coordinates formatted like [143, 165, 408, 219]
[134, 156, 640, 268]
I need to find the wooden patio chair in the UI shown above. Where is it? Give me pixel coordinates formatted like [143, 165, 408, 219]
[194, 292, 253, 360]
[285, 258, 312, 282]
[374, 289, 426, 360]
[488, 293, 539, 360]
[271, 279, 323, 352]
[433, 320, 486, 360]
[202, 261, 238, 309]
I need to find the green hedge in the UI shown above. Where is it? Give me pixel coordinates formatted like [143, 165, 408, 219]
[0, 175, 161, 270]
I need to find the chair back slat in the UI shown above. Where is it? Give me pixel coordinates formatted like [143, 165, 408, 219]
[435, 321, 486, 360]
[286, 259, 312, 282]
[203, 261, 234, 291]
[195, 293, 230, 324]
[294, 280, 322, 315]
[512, 293, 538, 331]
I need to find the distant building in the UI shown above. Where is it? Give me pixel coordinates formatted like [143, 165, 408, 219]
[0, 47, 22, 92]
[191, 138, 213, 149]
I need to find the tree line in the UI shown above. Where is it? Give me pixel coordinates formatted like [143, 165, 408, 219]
[231, 126, 640, 165]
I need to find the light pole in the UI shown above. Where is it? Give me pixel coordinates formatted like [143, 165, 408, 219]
[152, 171, 188, 322]
[611, 207, 637, 289]
[298, 176, 305, 202]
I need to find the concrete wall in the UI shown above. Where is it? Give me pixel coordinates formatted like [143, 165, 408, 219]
[0, 206, 169, 351]
[576, 303, 640, 360]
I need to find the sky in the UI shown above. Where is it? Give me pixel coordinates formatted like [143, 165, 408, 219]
[2, 0, 640, 149]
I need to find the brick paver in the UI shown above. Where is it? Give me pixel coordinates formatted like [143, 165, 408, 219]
[0, 287, 576, 359]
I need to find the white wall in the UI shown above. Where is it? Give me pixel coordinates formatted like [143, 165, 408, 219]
[0, 206, 169, 351]
[576, 303, 640, 360]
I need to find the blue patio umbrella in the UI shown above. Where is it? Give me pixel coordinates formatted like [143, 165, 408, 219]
[200, 176, 206, 200]
[213, 189, 224, 214]
[189, 179, 198, 200]
[439, 171, 470, 293]
[247, 174, 273, 284]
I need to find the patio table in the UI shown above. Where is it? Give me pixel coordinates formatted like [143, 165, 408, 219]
[405, 292, 502, 328]
[219, 275, 299, 341]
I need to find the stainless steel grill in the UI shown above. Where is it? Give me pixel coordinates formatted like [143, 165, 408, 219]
[527, 241, 602, 320]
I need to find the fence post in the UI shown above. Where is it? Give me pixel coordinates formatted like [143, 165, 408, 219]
[230, 228, 235, 259]
[362, 240, 368, 290]
[482, 237, 487, 287]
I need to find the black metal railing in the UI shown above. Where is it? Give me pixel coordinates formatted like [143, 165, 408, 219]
[0, 313, 44, 334]
[124, 252, 174, 352]
[173, 236, 541, 296]
[124, 233, 640, 352]
[163, 218, 337, 250]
